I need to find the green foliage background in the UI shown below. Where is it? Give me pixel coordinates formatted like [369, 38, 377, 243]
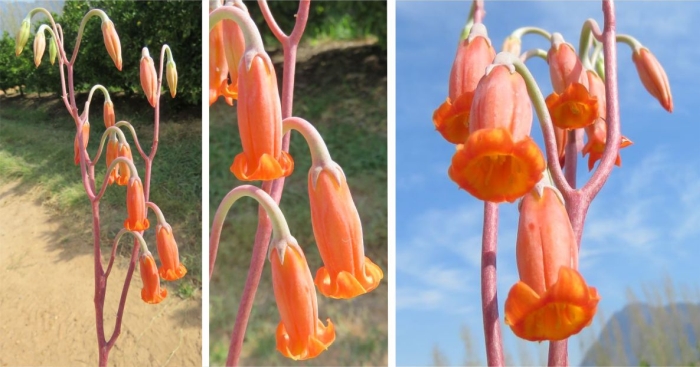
[0, 0, 202, 107]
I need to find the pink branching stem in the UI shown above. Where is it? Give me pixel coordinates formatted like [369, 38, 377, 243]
[481, 202, 504, 366]
[219, 1, 310, 366]
[547, 1, 618, 365]
[473, 0, 485, 24]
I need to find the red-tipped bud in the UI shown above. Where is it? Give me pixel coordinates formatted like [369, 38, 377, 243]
[104, 100, 115, 128]
[140, 48, 158, 107]
[101, 19, 122, 71]
[633, 47, 673, 112]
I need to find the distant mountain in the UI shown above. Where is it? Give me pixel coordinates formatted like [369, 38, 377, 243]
[581, 303, 700, 366]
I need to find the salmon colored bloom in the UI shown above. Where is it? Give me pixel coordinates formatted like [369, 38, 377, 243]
[271, 243, 335, 360]
[582, 70, 633, 170]
[124, 177, 149, 231]
[433, 24, 495, 144]
[104, 100, 115, 128]
[209, 21, 233, 106]
[545, 83, 598, 130]
[101, 19, 122, 71]
[140, 48, 158, 108]
[115, 142, 133, 186]
[73, 121, 90, 165]
[106, 136, 119, 185]
[33, 30, 46, 68]
[633, 47, 673, 112]
[547, 35, 587, 94]
[504, 187, 600, 341]
[155, 224, 187, 281]
[221, 15, 246, 100]
[139, 252, 167, 304]
[448, 65, 544, 203]
[309, 165, 383, 299]
[230, 53, 294, 181]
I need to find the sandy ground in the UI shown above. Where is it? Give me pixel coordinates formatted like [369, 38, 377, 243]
[0, 181, 201, 366]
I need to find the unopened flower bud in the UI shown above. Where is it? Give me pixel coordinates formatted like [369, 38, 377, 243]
[15, 17, 31, 56]
[166, 59, 177, 98]
[49, 37, 57, 65]
[104, 100, 115, 128]
[140, 47, 158, 107]
[33, 31, 46, 68]
[501, 35, 521, 56]
[101, 19, 122, 71]
[632, 47, 673, 112]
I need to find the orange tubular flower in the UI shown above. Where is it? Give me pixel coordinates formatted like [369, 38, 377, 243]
[73, 121, 90, 165]
[582, 70, 633, 170]
[309, 165, 383, 299]
[545, 83, 598, 130]
[155, 224, 187, 281]
[633, 47, 673, 112]
[547, 38, 587, 93]
[271, 243, 335, 360]
[124, 177, 150, 231]
[101, 19, 122, 71]
[504, 187, 600, 342]
[106, 136, 119, 185]
[209, 21, 233, 106]
[433, 24, 495, 144]
[115, 142, 133, 186]
[140, 48, 158, 108]
[448, 65, 545, 203]
[139, 252, 167, 304]
[230, 53, 294, 181]
[221, 15, 246, 100]
[104, 100, 115, 128]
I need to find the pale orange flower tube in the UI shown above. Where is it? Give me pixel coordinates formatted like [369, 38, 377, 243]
[155, 224, 187, 281]
[101, 19, 122, 71]
[140, 47, 158, 108]
[271, 243, 335, 360]
[230, 53, 293, 181]
[124, 177, 150, 231]
[504, 186, 599, 341]
[139, 252, 167, 304]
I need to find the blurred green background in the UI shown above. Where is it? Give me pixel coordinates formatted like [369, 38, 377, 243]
[209, 1, 388, 365]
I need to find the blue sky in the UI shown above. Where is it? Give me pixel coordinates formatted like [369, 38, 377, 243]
[397, 1, 700, 365]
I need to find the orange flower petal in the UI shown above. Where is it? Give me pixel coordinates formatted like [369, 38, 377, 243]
[433, 92, 473, 144]
[139, 253, 167, 304]
[545, 83, 598, 130]
[124, 178, 150, 231]
[156, 225, 187, 281]
[448, 128, 544, 203]
[230, 151, 294, 181]
[505, 267, 600, 342]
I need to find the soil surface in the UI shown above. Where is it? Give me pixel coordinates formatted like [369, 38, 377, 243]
[0, 181, 201, 366]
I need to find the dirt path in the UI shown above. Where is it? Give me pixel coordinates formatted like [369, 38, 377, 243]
[0, 181, 201, 366]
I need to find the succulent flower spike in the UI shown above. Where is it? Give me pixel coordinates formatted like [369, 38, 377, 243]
[633, 47, 673, 112]
[115, 141, 133, 186]
[309, 163, 383, 299]
[448, 64, 545, 203]
[101, 18, 122, 71]
[505, 186, 600, 341]
[124, 177, 150, 231]
[140, 47, 158, 108]
[104, 100, 115, 128]
[15, 17, 31, 56]
[155, 224, 187, 281]
[106, 135, 119, 185]
[433, 23, 496, 144]
[73, 121, 90, 165]
[209, 21, 233, 106]
[230, 52, 294, 181]
[271, 242, 335, 360]
[139, 252, 167, 304]
[582, 70, 632, 170]
[33, 30, 46, 68]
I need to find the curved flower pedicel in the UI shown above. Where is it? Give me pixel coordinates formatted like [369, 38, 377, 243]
[448, 60, 545, 203]
[505, 185, 599, 341]
[284, 117, 383, 299]
[433, 23, 495, 144]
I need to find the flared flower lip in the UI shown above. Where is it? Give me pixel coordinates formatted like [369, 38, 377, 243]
[448, 128, 544, 203]
[230, 151, 294, 181]
[314, 256, 384, 299]
[505, 267, 600, 342]
[433, 92, 473, 144]
[545, 83, 599, 130]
